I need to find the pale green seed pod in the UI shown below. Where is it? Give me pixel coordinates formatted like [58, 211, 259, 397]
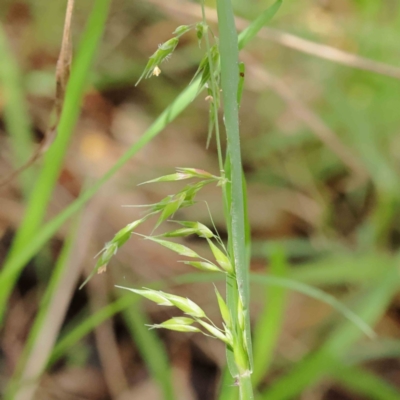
[233, 340, 249, 374]
[195, 22, 205, 47]
[136, 37, 179, 86]
[113, 219, 144, 246]
[206, 238, 233, 274]
[169, 317, 195, 325]
[198, 320, 231, 346]
[224, 325, 234, 348]
[238, 296, 245, 331]
[144, 236, 200, 258]
[96, 242, 118, 271]
[172, 25, 192, 37]
[149, 317, 200, 333]
[158, 37, 179, 52]
[174, 221, 214, 238]
[115, 287, 173, 306]
[156, 192, 186, 228]
[161, 228, 197, 238]
[163, 293, 206, 318]
[182, 260, 221, 273]
[138, 172, 192, 185]
[214, 286, 231, 328]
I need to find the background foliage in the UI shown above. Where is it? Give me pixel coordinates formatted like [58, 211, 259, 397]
[1, 0, 400, 399]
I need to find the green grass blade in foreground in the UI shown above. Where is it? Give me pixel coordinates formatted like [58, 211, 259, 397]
[217, 0, 253, 380]
[289, 251, 394, 286]
[252, 274, 375, 339]
[346, 338, 400, 365]
[260, 266, 400, 400]
[333, 364, 400, 400]
[176, 273, 376, 337]
[238, 0, 282, 49]
[217, 0, 248, 321]
[122, 301, 175, 400]
[0, 0, 111, 321]
[47, 295, 137, 367]
[0, 24, 34, 193]
[0, 5, 279, 323]
[5, 221, 77, 400]
[223, 155, 251, 378]
[252, 246, 287, 386]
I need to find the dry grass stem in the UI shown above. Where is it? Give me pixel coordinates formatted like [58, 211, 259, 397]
[148, 0, 400, 80]
[14, 194, 104, 400]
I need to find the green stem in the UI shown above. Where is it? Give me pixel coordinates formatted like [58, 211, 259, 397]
[239, 373, 254, 400]
[200, 1, 224, 176]
[215, 0, 254, 397]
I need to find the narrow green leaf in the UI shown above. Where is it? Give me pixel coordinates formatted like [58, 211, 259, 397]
[122, 302, 175, 400]
[217, 0, 253, 374]
[215, 286, 231, 328]
[333, 364, 400, 400]
[252, 246, 288, 385]
[260, 266, 400, 400]
[238, 0, 282, 49]
[217, 367, 239, 400]
[251, 274, 375, 340]
[48, 295, 137, 367]
[207, 239, 233, 274]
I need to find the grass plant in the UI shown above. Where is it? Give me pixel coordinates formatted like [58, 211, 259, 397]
[3, 1, 400, 399]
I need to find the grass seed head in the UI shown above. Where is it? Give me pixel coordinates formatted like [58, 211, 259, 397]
[163, 293, 206, 318]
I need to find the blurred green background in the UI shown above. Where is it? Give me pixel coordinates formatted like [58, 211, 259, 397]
[1, 0, 400, 399]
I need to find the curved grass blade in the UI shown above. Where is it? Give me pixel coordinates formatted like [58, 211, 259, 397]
[252, 246, 288, 386]
[122, 302, 175, 400]
[251, 274, 375, 340]
[260, 266, 400, 400]
[239, 0, 282, 49]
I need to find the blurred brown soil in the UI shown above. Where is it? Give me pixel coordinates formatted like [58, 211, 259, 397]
[1, 1, 400, 399]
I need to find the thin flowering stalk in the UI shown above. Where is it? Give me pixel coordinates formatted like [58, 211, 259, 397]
[81, 3, 283, 400]
[200, 1, 224, 176]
